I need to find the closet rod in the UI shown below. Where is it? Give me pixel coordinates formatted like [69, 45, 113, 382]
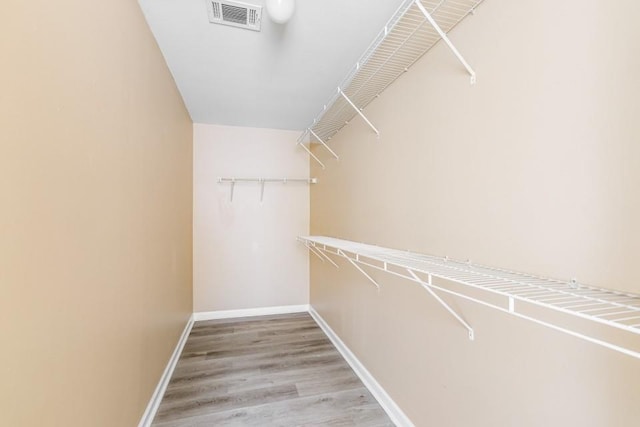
[218, 177, 317, 202]
[218, 178, 317, 184]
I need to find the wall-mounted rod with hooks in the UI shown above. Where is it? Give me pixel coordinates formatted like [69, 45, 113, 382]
[218, 177, 317, 202]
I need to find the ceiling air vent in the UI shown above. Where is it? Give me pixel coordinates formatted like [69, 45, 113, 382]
[206, 1, 262, 31]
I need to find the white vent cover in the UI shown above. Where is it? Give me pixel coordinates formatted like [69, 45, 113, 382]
[206, 0, 262, 31]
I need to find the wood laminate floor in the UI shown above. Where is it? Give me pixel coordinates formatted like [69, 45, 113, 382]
[152, 313, 395, 426]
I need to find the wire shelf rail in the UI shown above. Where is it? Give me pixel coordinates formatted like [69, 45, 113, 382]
[298, 0, 484, 168]
[299, 236, 640, 359]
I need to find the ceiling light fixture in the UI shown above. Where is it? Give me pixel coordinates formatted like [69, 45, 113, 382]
[265, 0, 295, 24]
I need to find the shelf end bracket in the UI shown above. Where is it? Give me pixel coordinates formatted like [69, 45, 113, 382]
[339, 90, 380, 135]
[313, 245, 340, 268]
[415, 0, 477, 85]
[305, 242, 326, 263]
[407, 269, 475, 340]
[298, 239, 339, 268]
[297, 128, 310, 143]
[309, 129, 339, 160]
[297, 141, 325, 169]
[338, 249, 380, 290]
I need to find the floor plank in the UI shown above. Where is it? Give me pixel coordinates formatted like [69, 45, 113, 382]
[152, 313, 394, 426]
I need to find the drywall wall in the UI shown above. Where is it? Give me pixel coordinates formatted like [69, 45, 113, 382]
[0, 1, 192, 426]
[309, 0, 640, 425]
[193, 124, 309, 312]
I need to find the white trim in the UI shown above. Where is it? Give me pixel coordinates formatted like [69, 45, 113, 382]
[309, 306, 415, 427]
[139, 305, 411, 427]
[193, 304, 310, 321]
[138, 314, 195, 427]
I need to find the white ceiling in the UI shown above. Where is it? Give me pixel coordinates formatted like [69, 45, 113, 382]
[138, 0, 405, 130]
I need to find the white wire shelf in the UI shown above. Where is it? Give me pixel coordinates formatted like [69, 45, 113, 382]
[298, 0, 483, 168]
[218, 177, 317, 202]
[299, 236, 640, 359]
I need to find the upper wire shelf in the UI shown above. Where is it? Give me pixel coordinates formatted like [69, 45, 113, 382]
[298, 0, 484, 168]
[299, 236, 640, 359]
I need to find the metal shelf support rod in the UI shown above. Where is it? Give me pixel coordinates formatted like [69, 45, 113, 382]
[297, 142, 325, 169]
[297, 128, 309, 143]
[415, 0, 477, 84]
[339, 90, 380, 135]
[338, 249, 380, 290]
[312, 245, 340, 268]
[309, 129, 339, 160]
[407, 269, 475, 340]
[305, 243, 326, 263]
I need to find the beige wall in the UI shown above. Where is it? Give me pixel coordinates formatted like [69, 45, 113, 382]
[310, 0, 640, 425]
[193, 124, 309, 312]
[0, 1, 192, 426]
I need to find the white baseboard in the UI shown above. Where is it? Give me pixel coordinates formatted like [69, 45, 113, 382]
[309, 306, 414, 427]
[139, 305, 411, 427]
[193, 304, 310, 321]
[138, 314, 195, 427]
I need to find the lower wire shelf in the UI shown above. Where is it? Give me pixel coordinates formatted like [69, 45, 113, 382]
[299, 235, 640, 359]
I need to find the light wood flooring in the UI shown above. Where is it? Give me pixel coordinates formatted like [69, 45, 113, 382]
[152, 312, 395, 426]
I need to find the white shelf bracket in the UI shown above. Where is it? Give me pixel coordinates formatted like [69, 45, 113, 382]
[229, 179, 235, 202]
[259, 179, 265, 202]
[338, 249, 380, 290]
[407, 269, 475, 340]
[415, 0, 477, 85]
[297, 142, 325, 169]
[339, 89, 380, 135]
[309, 129, 339, 160]
[299, 239, 339, 268]
[299, 238, 323, 262]
[297, 128, 309, 143]
[306, 243, 326, 263]
[314, 246, 340, 269]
